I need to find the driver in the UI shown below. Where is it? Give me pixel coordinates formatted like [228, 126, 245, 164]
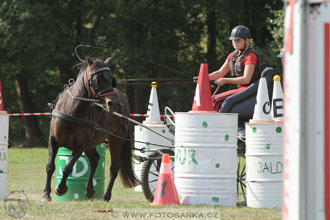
[209, 25, 261, 112]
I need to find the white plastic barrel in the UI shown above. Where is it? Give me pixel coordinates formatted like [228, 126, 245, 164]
[174, 112, 238, 206]
[134, 125, 174, 191]
[0, 173, 7, 200]
[245, 123, 283, 209]
[0, 112, 8, 200]
[0, 142, 8, 173]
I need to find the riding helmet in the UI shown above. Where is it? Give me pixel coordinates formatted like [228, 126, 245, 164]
[229, 25, 251, 40]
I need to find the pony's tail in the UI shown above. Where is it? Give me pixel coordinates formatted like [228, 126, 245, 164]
[119, 129, 140, 188]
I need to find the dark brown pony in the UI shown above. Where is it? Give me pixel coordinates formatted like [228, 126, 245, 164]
[42, 57, 139, 202]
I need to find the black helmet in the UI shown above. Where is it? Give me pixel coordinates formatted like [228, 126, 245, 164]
[229, 25, 251, 40]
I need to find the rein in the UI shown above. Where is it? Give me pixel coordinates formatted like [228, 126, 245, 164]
[67, 86, 99, 103]
[51, 109, 173, 149]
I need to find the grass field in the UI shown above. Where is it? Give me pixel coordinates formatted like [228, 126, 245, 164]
[0, 148, 282, 220]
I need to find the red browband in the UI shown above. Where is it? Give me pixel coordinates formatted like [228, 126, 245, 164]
[99, 91, 115, 97]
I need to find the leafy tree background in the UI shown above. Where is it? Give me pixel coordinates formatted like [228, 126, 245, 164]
[0, 0, 284, 147]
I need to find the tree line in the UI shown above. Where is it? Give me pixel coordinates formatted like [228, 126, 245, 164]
[0, 0, 284, 147]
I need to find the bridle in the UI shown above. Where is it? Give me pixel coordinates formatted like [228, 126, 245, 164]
[83, 66, 115, 98]
[66, 65, 120, 111]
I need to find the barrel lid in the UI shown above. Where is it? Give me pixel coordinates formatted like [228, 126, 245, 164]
[248, 119, 275, 124]
[58, 143, 106, 154]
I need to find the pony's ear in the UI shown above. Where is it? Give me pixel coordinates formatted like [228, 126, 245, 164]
[112, 77, 116, 88]
[104, 57, 112, 67]
[86, 57, 93, 66]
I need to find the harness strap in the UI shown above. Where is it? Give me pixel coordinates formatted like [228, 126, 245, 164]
[51, 109, 173, 149]
[83, 70, 92, 98]
[52, 109, 95, 127]
[52, 109, 114, 135]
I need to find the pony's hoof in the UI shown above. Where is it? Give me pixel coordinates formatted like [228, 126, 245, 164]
[42, 195, 52, 202]
[103, 194, 111, 202]
[55, 185, 68, 196]
[86, 190, 97, 200]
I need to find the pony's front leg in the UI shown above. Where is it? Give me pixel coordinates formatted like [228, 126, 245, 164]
[103, 139, 122, 202]
[42, 135, 59, 201]
[84, 148, 100, 200]
[55, 146, 84, 196]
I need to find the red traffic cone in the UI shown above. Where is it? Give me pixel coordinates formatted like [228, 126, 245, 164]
[151, 154, 180, 206]
[190, 63, 216, 113]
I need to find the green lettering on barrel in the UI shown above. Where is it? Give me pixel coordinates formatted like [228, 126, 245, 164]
[276, 162, 283, 173]
[256, 161, 283, 174]
[0, 149, 6, 162]
[257, 162, 262, 173]
[188, 149, 198, 165]
[263, 163, 270, 173]
[270, 162, 277, 174]
[176, 149, 186, 165]
[176, 149, 198, 165]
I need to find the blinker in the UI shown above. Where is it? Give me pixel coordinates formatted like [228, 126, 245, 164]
[88, 68, 115, 97]
[103, 72, 110, 80]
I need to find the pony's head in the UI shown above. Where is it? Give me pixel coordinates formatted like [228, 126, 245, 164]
[82, 57, 118, 112]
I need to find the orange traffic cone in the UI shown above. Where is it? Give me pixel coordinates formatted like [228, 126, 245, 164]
[0, 80, 4, 111]
[152, 154, 180, 206]
[190, 64, 216, 113]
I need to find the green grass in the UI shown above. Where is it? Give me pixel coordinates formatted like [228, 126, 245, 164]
[0, 148, 282, 219]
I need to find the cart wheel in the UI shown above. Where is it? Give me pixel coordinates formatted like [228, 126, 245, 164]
[236, 139, 246, 206]
[140, 149, 175, 202]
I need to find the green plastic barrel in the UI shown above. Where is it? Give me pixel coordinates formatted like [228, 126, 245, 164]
[56, 144, 105, 201]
